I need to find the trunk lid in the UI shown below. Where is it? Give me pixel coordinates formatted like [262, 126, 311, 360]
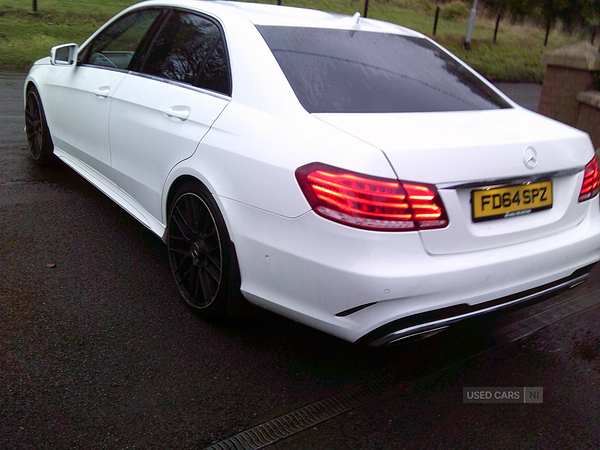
[315, 108, 594, 254]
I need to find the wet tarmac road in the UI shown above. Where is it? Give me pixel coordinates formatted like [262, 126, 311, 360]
[2, 72, 599, 449]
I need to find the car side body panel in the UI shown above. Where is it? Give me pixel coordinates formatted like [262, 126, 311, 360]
[29, 63, 127, 177]
[110, 74, 230, 222]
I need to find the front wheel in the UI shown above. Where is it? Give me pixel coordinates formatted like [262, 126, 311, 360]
[25, 86, 54, 165]
[167, 182, 231, 319]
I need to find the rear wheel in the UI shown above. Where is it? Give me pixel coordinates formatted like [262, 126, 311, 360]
[25, 86, 54, 165]
[167, 182, 231, 319]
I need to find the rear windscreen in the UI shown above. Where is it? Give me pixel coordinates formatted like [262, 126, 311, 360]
[257, 26, 511, 113]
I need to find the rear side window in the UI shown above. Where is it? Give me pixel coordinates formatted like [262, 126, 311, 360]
[84, 9, 161, 70]
[141, 11, 231, 95]
[257, 26, 510, 113]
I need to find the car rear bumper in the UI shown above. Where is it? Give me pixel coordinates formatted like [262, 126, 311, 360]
[356, 263, 595, 346]
[220, 196, 600, 344]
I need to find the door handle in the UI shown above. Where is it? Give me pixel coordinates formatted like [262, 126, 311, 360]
[164, 106, 191, 122]
[94, 86, 110, 98]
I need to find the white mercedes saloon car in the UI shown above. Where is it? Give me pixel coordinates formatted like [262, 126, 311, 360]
[25, 0, 600, 346]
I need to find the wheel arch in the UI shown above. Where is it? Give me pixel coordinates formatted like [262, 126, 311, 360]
[24, 78, 45, 110]
[24, 80, 55, 165]
[165, 175, 200, 231]
[24, 80, 37, 96]
[164, 172, 230, 239]
[24, 80, 41, 113]
[164, 173, 249, 316]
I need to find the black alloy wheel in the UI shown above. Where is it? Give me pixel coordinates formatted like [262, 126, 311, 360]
[25, 86, 54, 165]
[167, 183, 231, 319]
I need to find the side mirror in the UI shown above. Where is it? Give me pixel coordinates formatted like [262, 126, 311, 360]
[50, 43, 78, 66]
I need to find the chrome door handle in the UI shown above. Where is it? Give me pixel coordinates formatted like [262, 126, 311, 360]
[164, 106, 191, 122]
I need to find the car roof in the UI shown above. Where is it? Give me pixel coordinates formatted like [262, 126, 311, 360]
[133, 0, 423, 37]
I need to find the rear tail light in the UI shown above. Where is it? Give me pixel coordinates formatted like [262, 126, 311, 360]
[295, 163, 448, 231]
[579, 155, 600, 202]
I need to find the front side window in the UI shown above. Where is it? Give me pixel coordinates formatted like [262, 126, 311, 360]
[84, 9, 161, 70]
[141, 11, 231, 95]
[257, 26, 511, 113]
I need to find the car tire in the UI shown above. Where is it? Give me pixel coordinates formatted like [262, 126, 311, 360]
[167, 181, 232, 319]
[25, 85, 54, 165]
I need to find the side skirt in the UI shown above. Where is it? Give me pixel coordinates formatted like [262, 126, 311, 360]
[54, 147, 166, 238]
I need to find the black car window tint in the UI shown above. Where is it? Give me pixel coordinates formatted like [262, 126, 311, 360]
[257, 26, 511, 113]
[195, 36, 230, 95]
[85, 9, 161, 70]
[141, 11, 230, 95]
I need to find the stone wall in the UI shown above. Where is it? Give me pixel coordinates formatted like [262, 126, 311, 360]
[575, 91, 600, 150]
[538, 43, 600, 150]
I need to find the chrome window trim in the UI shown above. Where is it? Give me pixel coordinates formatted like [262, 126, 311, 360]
[72, 66, 232, 101]
[129, 71, 232, 101]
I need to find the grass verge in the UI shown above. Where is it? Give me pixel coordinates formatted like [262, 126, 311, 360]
[0, 0, 586, 81]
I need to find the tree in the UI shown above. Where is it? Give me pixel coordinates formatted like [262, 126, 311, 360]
[481, 0, 533, 42]
[483, 0, 600, 46]
[582, 0, 600, 45]
[534, 0, 595, 45]
[481, 0, 531, 19]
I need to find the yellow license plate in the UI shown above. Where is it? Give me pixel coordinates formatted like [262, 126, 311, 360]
[472, 180, 553, 222]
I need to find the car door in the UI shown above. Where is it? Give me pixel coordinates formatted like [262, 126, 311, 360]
[46, 8, 163, 176]
[108, 9, 231, 222]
